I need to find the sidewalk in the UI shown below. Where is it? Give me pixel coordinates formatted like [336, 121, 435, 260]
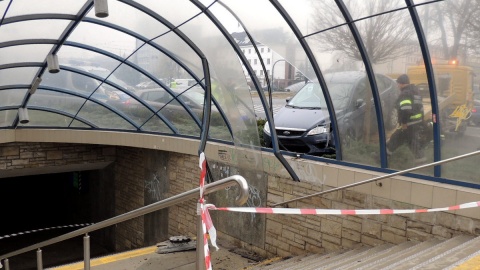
[49, 241, 262, 270]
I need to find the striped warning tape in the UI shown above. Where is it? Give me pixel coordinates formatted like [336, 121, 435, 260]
[213, 201, 480, 215]
[0, 223, 93, 240]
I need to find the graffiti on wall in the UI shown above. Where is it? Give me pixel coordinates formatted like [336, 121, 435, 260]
[145, 172, 162, 201]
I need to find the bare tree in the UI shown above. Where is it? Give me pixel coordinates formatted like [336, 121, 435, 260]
[422, 0, 480, 62]
[310, 1, 414, 64]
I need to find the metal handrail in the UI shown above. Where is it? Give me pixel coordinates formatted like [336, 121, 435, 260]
[272, 150, 480, 207]
[0, 175, 249, 268]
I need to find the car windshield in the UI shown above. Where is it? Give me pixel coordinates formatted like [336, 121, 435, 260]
[288, 82, 354, 110]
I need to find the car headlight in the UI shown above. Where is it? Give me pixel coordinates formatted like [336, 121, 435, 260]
[307, 125, 329, 136]
[263, 121, 270, 135]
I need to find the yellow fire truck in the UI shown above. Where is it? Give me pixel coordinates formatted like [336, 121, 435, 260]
[406, 63, 474, 136]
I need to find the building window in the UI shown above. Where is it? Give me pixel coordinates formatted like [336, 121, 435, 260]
[267, 58, 271, 64]
[248, 49, 251, 54]
[254, 59, 257, 65]
[261, 48, 264, 53]
[268, 48, 271, 53]
[260, 70, 264, 76]
[248, 59, 251, 64]
[242, 49, 245, 54]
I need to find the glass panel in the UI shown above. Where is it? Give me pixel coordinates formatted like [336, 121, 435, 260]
[58, 46, 121, 72]
[103, 88, 156, 127]
[357, 9, 429, 170]
[0, 67, 38, 85]
[0, 89, 28, 106]
[27, 89, 85, 115]
[305, 25, 382, 166]
[70, 120, 90, 128]
[77, 100, 137, 130]
[344, 0, 406, 20]
[86, 0, 169, 40]
[0, 110, 17, 127]
[41, 69, 109, 98]
[141, 117, 174, 134]
[6, 0, 86, 17]
[280, 0, 342, 36]
[159, 101, 201, 136]
[415, 0, 480, 183]
[67, 22, 138, 57]
[179, 14, 260, 146]
[0, 20, 71, 43]
[151, 31, 204, 79]
[0, 44, 53, 65]
[18, 110, 73, 127]
[135, 0, 204, 29]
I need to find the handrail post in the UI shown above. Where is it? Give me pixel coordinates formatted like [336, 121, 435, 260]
[84, 233, 91, 270]
[36, 248, 43, 270]
[4, 259, 10, 270]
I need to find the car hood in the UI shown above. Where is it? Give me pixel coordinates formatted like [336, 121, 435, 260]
[273, 106, 332, 130]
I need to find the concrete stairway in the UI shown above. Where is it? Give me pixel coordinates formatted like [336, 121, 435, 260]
[249, 234, 480, 270]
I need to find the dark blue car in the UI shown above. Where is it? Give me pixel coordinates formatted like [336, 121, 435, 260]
[263, 71, 399, 155]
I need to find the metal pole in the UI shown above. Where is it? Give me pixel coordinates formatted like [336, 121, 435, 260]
[36, 248, 43, 270]
[84, 233, 91, 270]
[271, 59, 286, 116]
[196, 202, 203, 270]
[4, 259, 9, 270]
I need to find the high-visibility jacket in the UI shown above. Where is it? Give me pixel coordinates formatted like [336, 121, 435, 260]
[396, 84, 424, 126]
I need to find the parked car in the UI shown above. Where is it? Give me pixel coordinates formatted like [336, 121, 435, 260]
[136, 80, 164, 89]
[263, 71, 399, 155]
[106, 87, 210, 120]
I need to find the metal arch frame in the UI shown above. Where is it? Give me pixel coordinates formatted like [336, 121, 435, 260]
[269, 0, 342, 160]
[0, 64, 174, 132]
[0, 82, 145, 130]
[335, 0, 388, 167]
[7, 2, 94, 127]
[37, 84, 155, 131]
[1, 3, 233, 143]
[0, 106, 96, 128]
[210, 0, 300, 181]
[0, 16, 234, 140]
[405, 0, 442, 176]
[17, 106, 98, 128]
[62, 20, 227, 136]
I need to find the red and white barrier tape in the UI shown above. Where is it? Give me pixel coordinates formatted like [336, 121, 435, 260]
[198, 152, 218, 270]
[213, 201, 480, 215]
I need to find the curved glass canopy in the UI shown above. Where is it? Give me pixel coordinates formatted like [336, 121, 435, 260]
[1, 0, 480, 187]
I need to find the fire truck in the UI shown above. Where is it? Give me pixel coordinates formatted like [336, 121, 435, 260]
[406, 62, 474, 136]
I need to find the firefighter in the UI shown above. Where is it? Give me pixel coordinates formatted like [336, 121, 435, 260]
[387, 74, 427, 163]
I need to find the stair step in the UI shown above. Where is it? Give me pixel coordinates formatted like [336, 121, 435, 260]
[410, 235, 480, 270]
[381, 235, 475, 270]
[359, 238, 443, 269]
[340, 240, 418, 270]
[257, 253, 313, 270]
[296, 246, 371, 270]
[313, 243, 394, 270]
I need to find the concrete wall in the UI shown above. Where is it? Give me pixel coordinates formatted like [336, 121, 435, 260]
[2, 129, 480, 258]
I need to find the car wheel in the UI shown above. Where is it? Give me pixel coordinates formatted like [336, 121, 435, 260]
[385, 107, 398, 130]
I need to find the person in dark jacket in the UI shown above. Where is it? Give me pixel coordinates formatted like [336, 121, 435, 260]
[386, 74, 426, 163]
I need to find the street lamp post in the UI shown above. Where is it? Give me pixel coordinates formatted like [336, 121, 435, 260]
[270, 59, 286, 116]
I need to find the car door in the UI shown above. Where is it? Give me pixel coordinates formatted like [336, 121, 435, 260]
[343, 78, 369, 142]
